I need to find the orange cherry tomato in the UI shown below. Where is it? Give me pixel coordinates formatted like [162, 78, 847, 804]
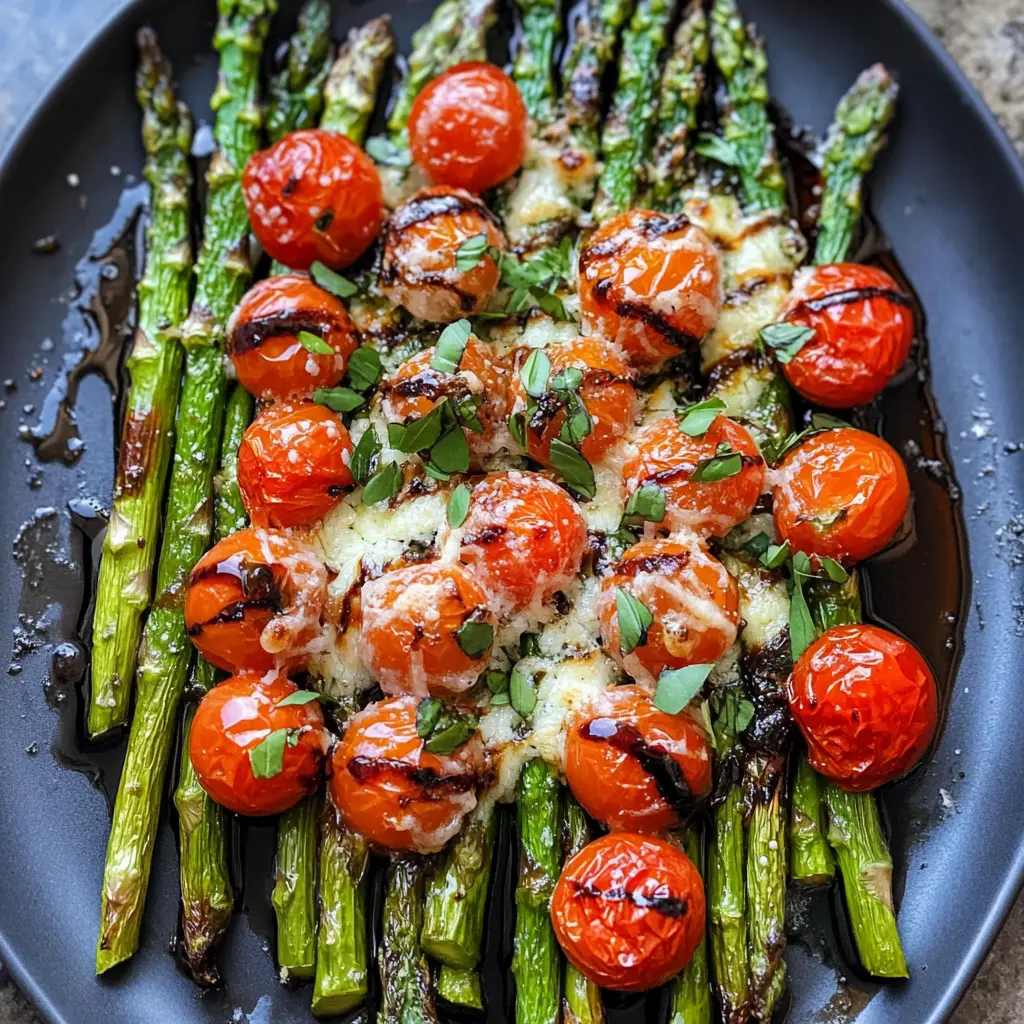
[380, 186, 506, 323]
[565, 686, 711, 833]
[780, 263, 914, 408]
[330, 694, 486, 852]
[551, 832, 706, 992]
[237, 400, 355, 530]
[225, 274, 359, 400]
[184, 528, 327, 673]
[772, 427, 910, 566]
[509, 337, 638, 466]
[359, 561, 496, 697]
[624, 415, 764, 537]
[579, 210, 722, 370]
[189, 672, 328, 816]
[598, 538, 739, 690]
[381, 335, 510, 464]
[408, 62, 528, 193]
[243, 129, 382, 271]
[788, 623, 937, 791]
[453, 471, 588, 613]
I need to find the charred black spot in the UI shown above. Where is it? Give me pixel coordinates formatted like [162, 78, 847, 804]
[115, 407, 161, 498]
[281, 175, 299, 197]
[798, 285, 913, 314]
[463, 524, 509, 547]
[187, 554, 283, 634]
[614, 550, 691, 578]
[347, 755, 480, 803]
[315, 208, 335, 232]
[387, 191, 501, 234]
[227, 309, 343, 358]
[571, 880, 689, 919]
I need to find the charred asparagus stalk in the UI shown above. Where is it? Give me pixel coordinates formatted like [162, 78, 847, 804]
[512, 0, 561, 126]
[266, 0, 333, 142]
[322, 16, 395, 142]
[438, 966, 485, 1011]
[274, 795, 321, 981]
[562, 796, 604, 1024]
[669, 827, 712, 1024]
[87, 29, 193, 738]
[95, 0, 275, 974]
[788, 755, 835, 885]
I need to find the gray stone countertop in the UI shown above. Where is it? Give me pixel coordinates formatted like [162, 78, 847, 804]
[1, 0, 1023, 1022]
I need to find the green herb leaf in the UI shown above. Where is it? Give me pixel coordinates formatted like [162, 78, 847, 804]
[789, 577, 816, 659]
[695, 133, 741, 167]
[497, 252, 545, 290]
[431, 319, 472, 373]
[508, 412, 527, 450]
[654, 663, 714, 714]
[456, 620, 493, 660]
[365, 136, 411, 167]
[454, 393, 485, 433]
[623, 483, 666, 526]
[430, 425, 471, 474]
[310, 260, 358, 299]
[759, 322, 816, 364]
[362, 460, 402, 505]
[297, 330, 334, 356]
[558, 393, 594, 446]
[485, 670, 510, 695]
[819, 555, 848, 582]
[347, 346, 382, 392]
[690, 446, 743, 483]
[811, 412, 849, 431]
[534, 289, 569, 321]
[416, 697, 443, 738]
[392, 403, 446, 453]
[677, 397, 726, 437]
[520, 349, 551, 398]
[455, 234, 490, 273]
[350, 426, 381, 485]
[424, 462, 452, 481]
[490, 691, 511, 706]
[550, 367, 583, 392]
[773, 427, 813, 464]
[549, 438, 596, 499]
[314, 386, 365, 413]
[744, 532, 772, 558]
[510, 666, 537, 718]
[734, 698, 756, 734]
[761, 540, 791, 570]
[275, 690, 321, 707]
[447, 482, 472, 527]
[506, 288, 533, 315]
[520, 633, 541, 658]
[792, 550, 813, 577]
[616, 589, 653, 655]
[249, 728, 296, 779]
[424, 715, 478, 754]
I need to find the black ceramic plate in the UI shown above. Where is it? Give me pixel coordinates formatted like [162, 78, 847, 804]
[1, 1, 1022, 1022]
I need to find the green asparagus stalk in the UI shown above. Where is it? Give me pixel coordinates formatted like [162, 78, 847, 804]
[788, 755, 835, 885]
[449, 0, 500, 67]
[87, 29, 193, 738]
[322, 16, 395, 141]
[513, 759, 563, 1024]
[593, 0, 678, 220]
[95, 0, 275, 974]
[562, 796, 603, 1024]
[312, 788, 371, 1017]
[379, 858, 442, 1024]
[814, 65, 899, 266]
[421, 808, 498, 969]
[707, 0, 786, 212]
[173, 381, 251, 983]
[266, 0, 333, 143]
[437, 966, 485, 1011]
[647, 1, 708, 210]
[669, 827, 711, 1024]
[513, 0, 561, 126]
[273, 794, 321, 981]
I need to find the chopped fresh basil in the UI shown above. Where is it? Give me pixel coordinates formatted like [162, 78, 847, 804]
[455, 234, 491, 274]
[424, 462, 452, 481]
[416, 697, 444, 738]
[249, 727, 299, 779]
[508, 412, 527, 450]
[744, 532, 772, 558]
[811, 412, 849, 431]
[791, 550, 813, 578]
[550, 367, 583, 392]
[506, 288, 533, 315]
[789, 576, 815, 659]
[761, 540, 791, 570]
[314, 386, 365, 413]
[430, 425, 471, 474]
[392, 403, 446, 453]
[677, 397, 726, 437]
[734, 698, 756, 735]
[424, 715, 479, 755]
[485, 670, 510, 695]
[490, 691, 511, 706]
[690, 444, 743, 483]
[362, 460, 402, 505]
[297, 330, 334, 356]
[695, 133, 741, 167]
[275, 690, 321, 707]
[454, 393, 485, 434]
[616, 589, 653, 655]
[365, 136, 411, 167]
[447, 483, 472, 527]
[819, 555, 848, 582]
[310, 260, 358, 299]
[431, 319, 472, 373]
[510, 666, 537, 718]
[534, 290, 568, 321]
[456, 620, 493, 660]
[346, 346, 382, 392]
[520, 348, 551, 398]
[759, 322, 816, 364]
[623, 483, 666, 526]
[549, 437, 596, 499]
[654, 663, 714, 715]
[350, 426, 381, 485]
[558, 393, 594, 446]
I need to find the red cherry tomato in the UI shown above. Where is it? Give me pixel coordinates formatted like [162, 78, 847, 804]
[772, 427, 910, 566]
[184, 528, 327, 673]
[598, 538, 739, 690]
[359, 561, 496, 697]
[226, 274, 359, 400]
[237, 400, 355, 530]
[381, 335, 510, 465]
[453, 471, 588, 613]
[243, 128, 383, 270]
[508, 337, 638, 466]
[624, 414, 764, 537]
[579, 210, 722, 370]
[380, 185, 506, 322]
[551, 833, 706, 992]
[330, 695, 486, 852]
[408, 62, 528, 193]
[780, 263, 914, 408]
[565, 686, 711, 833]
[788, 623, 937, 791]
[189, 672, 327, 816]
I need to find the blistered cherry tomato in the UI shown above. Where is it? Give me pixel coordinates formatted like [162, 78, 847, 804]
[788, 623, 937, 791]
[624, 414, 764, 537]
[579, 210, 722, 370]
[408, 62, 528, 193]
[360, 561, 496, 696]
[184, 528, 327, 673]
[225, 274, 358, 400]
[509, 337, 638, 466]
[190, 672, 327, 816]
[566, 686, 711, 833]
[551, 832, 706, 992]
[381, 335, 510, 464]
[453, 471, 588, 613]
[598, 538, 739, 690]
[380, 186, 506, 322]
[330, 694, 486, 852]
[780, 263, 914, 408]
[243, 128, 383, 270]
[237, 401, 355, 530]
[772, 427, 910, 566]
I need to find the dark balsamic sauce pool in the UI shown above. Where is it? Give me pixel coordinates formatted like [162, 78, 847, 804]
[13, 102, 968, 1024]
